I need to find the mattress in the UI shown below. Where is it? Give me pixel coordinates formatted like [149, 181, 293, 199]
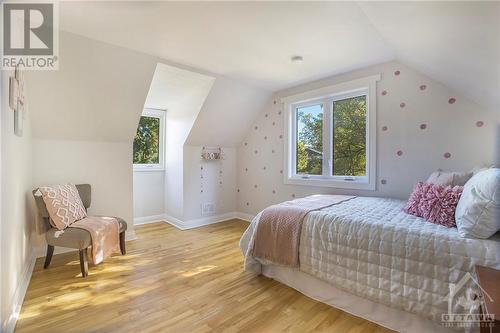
[240, 196, 500, 331]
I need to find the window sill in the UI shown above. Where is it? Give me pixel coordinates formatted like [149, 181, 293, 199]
[285, 176, 375, 190]
[133, 167, 165, 172]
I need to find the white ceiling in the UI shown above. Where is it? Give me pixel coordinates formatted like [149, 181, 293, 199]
[144, 63, 215, 115]
[59, 1, 499, 110]
[59, 2, 395, 91]
[358, 1, 500, 111]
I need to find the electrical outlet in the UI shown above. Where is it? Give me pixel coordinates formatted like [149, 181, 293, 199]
[201, 202, 215, 216]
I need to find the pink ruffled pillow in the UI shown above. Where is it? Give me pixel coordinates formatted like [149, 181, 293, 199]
[404, 182, 463, 227]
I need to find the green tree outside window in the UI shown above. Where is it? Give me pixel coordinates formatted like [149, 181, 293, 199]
[133, 116, 160, 164]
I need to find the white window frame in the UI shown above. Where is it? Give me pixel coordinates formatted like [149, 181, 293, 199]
[133, 108, 166, 171]
[282, 74, 380, 190]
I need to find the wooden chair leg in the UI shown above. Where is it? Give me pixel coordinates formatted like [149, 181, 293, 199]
[43, 245, 54, 269]
[79, 248, 89, 278]
[119, 231, 126, 255]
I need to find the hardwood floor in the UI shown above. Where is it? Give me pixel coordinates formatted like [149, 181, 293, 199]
[16, 220, 394, 333]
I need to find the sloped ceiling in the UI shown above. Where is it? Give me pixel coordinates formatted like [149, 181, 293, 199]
[358, 1, 500, 111]
[58, 1, 395, 92]
[185, 77, 272, 147]
[144, 63, 215, 117]
[27, 31, 158, 142]
[58, 1, 500, 112]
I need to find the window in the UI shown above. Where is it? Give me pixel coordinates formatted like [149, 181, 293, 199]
[284, 75, 379, 190]
[133, 109, 165, 170]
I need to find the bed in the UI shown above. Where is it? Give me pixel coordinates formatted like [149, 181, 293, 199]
[240, 196, 500, 333]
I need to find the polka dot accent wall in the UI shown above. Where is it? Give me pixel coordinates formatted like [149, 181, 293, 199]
[236, 62, 496, 215]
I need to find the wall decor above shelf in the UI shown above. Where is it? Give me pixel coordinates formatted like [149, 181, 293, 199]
[201, 147, 223, 160]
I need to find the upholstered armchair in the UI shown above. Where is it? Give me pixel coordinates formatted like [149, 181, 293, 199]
[33, 184, 127, 277]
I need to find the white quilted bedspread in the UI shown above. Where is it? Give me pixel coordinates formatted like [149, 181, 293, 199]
[242, 197, 500, 326]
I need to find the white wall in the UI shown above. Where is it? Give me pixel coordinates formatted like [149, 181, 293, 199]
[32, 139, 133, 241]
[133, 171, 165, 220]
[186, 77, 271, 147]
[183, 146, 237, 221]
[0, 70, 35, 332]
[142, 63, 216, 222]
[26, 32, 159, 238]
[237, 61, 499, 215]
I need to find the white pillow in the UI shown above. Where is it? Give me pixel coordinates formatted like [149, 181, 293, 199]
[426, 170, 472, 186]
[455, 168, 500, 238]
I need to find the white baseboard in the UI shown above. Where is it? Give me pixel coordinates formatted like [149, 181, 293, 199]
[182, 212, 240, 229]
[162, 213, 184, 230]
[234, 212, 255, 222]
[2, 252, 36, 333]
[162, 211, 254, 230]
[133, 214, 167, 226]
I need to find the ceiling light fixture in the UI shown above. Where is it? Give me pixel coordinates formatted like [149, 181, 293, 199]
[291, 55, 303, 64]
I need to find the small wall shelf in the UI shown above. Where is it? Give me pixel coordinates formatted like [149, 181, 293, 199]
[201, 147, 223, 160]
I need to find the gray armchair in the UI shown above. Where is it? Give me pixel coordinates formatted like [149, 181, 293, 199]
[33, 184, 127, 277]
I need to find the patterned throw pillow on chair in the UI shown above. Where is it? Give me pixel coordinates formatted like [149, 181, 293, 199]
[38, 184, 87, 230]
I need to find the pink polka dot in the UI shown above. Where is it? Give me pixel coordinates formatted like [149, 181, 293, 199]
[420, 123, 427, 130]
[396, 150, 403, 156]
[443, 152, 451, 159]
[381, 179, 387, 185]
[448, 98, 456, 104]
[381, 90, 387, 96]
[476, 121, 484, 127]
[394, 70, 400, 76]
[400, 102, 406, 108]
[419, 84, 427, 91]
[382, 126, 388, 131]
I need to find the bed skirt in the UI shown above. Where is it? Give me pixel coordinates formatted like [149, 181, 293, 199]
[260, 263, 456, 333]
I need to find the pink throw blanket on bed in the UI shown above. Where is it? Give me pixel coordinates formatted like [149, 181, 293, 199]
[252, 195, 355, 267]
[71, 216, 120, 264]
